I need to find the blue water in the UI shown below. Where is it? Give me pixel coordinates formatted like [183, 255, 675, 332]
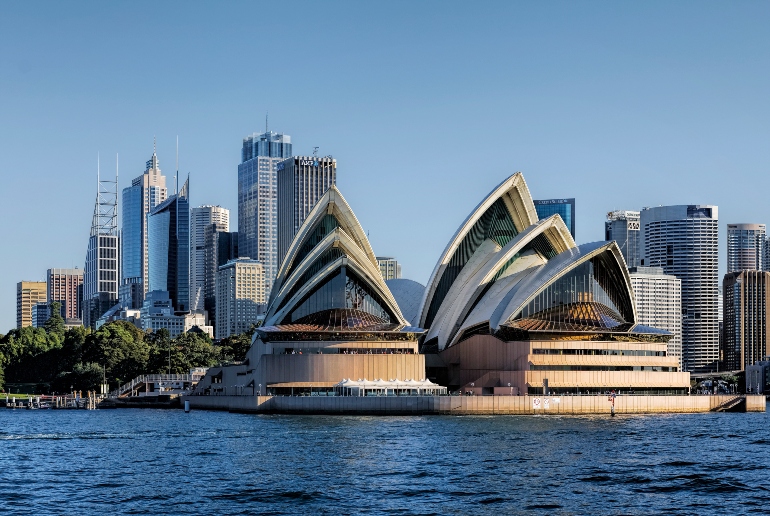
[1, 406, 768, 515]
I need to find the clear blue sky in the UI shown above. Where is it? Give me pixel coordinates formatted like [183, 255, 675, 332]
[1, 1, 769, 333]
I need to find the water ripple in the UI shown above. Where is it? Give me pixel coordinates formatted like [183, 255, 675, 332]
[0, 405, 767, 514]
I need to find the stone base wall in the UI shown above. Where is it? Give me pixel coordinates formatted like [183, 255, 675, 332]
[183, 394, 767, 414]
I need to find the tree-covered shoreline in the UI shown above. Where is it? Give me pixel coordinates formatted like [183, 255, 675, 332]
[0, 303, 253, 394]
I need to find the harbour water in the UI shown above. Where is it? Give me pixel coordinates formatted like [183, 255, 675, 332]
[1, 406, 768, 515]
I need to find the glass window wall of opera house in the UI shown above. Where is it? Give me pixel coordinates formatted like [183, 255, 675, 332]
[192, 172, 690, 399]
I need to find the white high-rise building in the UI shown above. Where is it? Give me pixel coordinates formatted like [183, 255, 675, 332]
[640, 205, 719, 373]
[727, 223, 766, 273]
[216, 258, 266, 339]
[629, 266, 683, 369]
[190, 206, 229, 311]
[238, 131, 292, 301]
[376, 257, 402, 281]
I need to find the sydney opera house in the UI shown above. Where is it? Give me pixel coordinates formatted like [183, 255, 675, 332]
[192, 172, 690, 403]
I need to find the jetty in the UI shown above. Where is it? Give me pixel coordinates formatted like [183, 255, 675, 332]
[2, 392, 99, 410]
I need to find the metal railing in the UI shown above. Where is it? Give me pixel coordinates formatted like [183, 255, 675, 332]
[109, 374, 204, 398]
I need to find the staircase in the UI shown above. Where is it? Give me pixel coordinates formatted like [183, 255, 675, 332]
[711, 395, 746, 412]
[109, 373, 205, 398]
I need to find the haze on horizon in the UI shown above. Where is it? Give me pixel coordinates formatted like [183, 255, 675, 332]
[1, 1, 769, 333]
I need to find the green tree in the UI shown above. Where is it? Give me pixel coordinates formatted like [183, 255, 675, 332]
[174, 332, 219, 371]
[82, 321, 149, 387]
[43, 301, 66, 338]
[146, 328, 172, 373]
[51, 362, 105, 393]
[0, 327, 62, 383]
[217, 331, 253, 362]
[58, 326, 89, 372]
[149, 331, 219, 374]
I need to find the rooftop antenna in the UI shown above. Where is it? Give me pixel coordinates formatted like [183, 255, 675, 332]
[266, 112, 268, 134]
[175, 136, 179, 195]
[153, 135, 156, 155]
[91, 152, 118, 238]
[313, 146, 319, 157]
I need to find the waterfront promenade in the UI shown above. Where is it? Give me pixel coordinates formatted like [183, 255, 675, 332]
[184, 393, 766, 415]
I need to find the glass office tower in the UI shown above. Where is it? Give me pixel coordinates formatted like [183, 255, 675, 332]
[204, 226, 238, 334]
[190, 205, 230, 311]
[147, 177, 190, 312]
[726, 223, 766, 273]
[534, 198, 576, 239]
[238, 131, 292, 299]
[605, 210, 641, 268]
[120, 150, 168, 308]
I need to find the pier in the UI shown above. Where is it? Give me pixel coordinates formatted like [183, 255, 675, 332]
[2, 392, 100, 410]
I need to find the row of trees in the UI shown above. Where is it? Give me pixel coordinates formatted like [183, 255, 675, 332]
[0, 303, 254, 393]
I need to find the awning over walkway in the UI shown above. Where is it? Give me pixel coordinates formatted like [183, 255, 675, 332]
[335, 378, 447, 395]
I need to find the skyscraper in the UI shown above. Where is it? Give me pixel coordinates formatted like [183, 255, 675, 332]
[376, 257, 402, 281]
[605, 210, 641, 268]
[765, 238, 770, 273]
[83, 158, 120, 329]
[277, 156, 336, 266]
[534, 198, 576, 239]
[727, 223, 766, 273]
[238, 131, 292, 298]
[629, 266, 683, 368]
[190, 206, 229, 311]
[203, 225, 238, 334]
[216, 258, 266, 339]
[722, 271, 770, 371]
[16, 281, 47, 328]
[47, 268, 84, 322]
[121, 148, 168, 308]
[31, 302, 53, 328]
[147, 177, 190, 312]
[640, 205, 719, 373]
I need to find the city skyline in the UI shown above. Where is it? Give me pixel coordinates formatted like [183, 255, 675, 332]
[2, 2, 770, 333]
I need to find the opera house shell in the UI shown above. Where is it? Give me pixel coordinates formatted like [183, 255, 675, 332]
[194, 186, 430, 397]
[419, 173, 690, 395]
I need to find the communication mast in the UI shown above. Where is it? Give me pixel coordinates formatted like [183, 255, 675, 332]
[91, 153, 119, 237]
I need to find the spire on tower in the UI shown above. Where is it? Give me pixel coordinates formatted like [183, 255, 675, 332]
[91, 152, 118, 237]
[146, 138, 161, 173]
